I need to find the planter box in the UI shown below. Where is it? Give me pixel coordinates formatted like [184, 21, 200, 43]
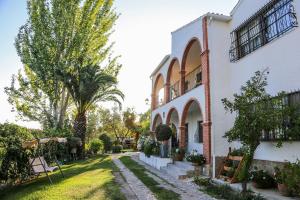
[139, 152, 172, 170]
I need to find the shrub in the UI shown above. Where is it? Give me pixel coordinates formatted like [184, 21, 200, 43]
[99, 134, 112, 153]
[155, 124, 172, 141]
[250, 167, 275, 188]
[143, 137, 159, 157]
[89, 139, 104, 154]
[112, 145, 123, 153]
[0, 136, 33, 183]
[0, 123, 34, 140]
[137, 135, 147, 151]
[0, 123, 36, 183]
[230, 148, 245, 157]
[274, 161, 300, 196]
[186, 150, 206, 166]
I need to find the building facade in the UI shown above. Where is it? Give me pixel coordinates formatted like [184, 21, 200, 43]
[150, 0, 300, 176]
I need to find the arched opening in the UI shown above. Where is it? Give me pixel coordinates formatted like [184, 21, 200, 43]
[166, 108, 180, 149]
[153, 74, 165, 109]
[181, 38, 202, 94]
[166, 59, 180, 102]
[152, 113, 162, 131]
[181, 99, 203, 153]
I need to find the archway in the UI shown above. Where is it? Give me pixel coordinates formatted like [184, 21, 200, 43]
[181, 38, 202, 94]
[166, 58, 180, 102]
[153, 74, 165, 109]
[166, 108, 180, 149]
[152, 113, 162, 131]
[181, 99, 203, 154]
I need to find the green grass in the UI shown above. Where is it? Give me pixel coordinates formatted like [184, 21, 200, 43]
[0, 155, 126, 200]
[119, 156, 180, 200]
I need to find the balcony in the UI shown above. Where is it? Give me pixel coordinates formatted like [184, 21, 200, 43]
[184, 67, 202, 93]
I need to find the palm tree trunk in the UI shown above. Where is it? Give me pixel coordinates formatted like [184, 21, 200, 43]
[74, 112, 87, 158]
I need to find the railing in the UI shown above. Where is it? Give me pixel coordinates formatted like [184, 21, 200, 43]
[169, 81, 180, 101]
[184, 67, 202, 93]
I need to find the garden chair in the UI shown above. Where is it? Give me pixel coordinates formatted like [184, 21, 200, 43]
[29, 156, 64, 184]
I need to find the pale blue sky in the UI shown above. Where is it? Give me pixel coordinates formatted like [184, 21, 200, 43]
[0, 0, 238, 128]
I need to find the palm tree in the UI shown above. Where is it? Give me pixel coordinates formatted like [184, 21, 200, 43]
[58, 64, 124, 157]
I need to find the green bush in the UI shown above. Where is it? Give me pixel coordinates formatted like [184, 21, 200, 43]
[185, 150, 206, 166]
[0, 136, 33, 183]
[274, 161, 300, 196]
[89, 139, 104, 154]
[0, 123, 34, 140]
[155, 124, 172, 141]
[112, 145, 123, 153]
[143, 137, 159, 157]
[0, 123, 36, 183]
[250, 167, 275, 188]
[99, 134, 112, 153]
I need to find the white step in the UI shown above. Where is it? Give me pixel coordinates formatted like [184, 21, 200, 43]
[173, 161, 195, 171]
[161, 165, 187, 179]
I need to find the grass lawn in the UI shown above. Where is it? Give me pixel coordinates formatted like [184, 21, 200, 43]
[0, 155, 126, 200]
[119, 156, 180, 200]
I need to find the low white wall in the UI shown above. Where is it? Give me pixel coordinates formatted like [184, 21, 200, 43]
[139, 152, 172, 170]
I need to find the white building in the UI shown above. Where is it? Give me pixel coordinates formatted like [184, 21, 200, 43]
[150, 0, 300, 176]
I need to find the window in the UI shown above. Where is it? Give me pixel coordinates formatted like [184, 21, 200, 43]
[261, 91, 300, 141]
[230, 0, 298, 62]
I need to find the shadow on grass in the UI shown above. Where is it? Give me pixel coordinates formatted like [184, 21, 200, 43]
[0, 155, 125, 200]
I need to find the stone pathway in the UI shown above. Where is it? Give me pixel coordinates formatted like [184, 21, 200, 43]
[112, 152, 215, 200]
[112, 156, 157, 200]
[130, 153, 215, 200]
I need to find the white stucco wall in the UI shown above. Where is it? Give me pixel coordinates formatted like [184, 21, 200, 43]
[151, 0, 300, 175]
[209, 0, 300, 165]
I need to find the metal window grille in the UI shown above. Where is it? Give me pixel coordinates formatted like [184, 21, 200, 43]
[229, 0, 298, 62]
[260, 91, 300, 141]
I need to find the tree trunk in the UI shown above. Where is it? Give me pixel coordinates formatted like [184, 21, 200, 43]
[241, 144, 258, 193]
[74, 112, 87, 158]
[58, 89, 70, 129]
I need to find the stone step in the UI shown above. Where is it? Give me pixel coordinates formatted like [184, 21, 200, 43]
[173, 161, 195, 171]
[161, 164, 189, 180]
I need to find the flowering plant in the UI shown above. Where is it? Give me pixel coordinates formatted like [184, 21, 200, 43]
[185, 150, 206, 166]
[250, 166, 275, 188]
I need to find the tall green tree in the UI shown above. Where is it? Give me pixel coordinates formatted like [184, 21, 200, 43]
[58, 64, 123, 156]
[222, 70, 290, 192]
[5, 66, 71, 129]
[14, 0, 123, 156]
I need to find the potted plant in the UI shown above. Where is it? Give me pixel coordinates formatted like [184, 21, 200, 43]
[250, 166, 275, 189]
[186, 150, 206, 166]
[172, 148, 185, 161]
[274, 161, 300, 197]
[229, 148, 244, 160]
[155, 124, 172, 158]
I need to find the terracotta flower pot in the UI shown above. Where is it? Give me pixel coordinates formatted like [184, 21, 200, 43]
[192, 162, 200, 166]
[277, 183, 292, 197]
[175, 153, 184, 161]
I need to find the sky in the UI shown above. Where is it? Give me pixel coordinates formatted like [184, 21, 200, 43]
[0, 0, 238, 128]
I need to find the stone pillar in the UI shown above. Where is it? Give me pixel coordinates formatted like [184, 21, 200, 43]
[179, 70, 186, 95]
[179, 126, 186, 149]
